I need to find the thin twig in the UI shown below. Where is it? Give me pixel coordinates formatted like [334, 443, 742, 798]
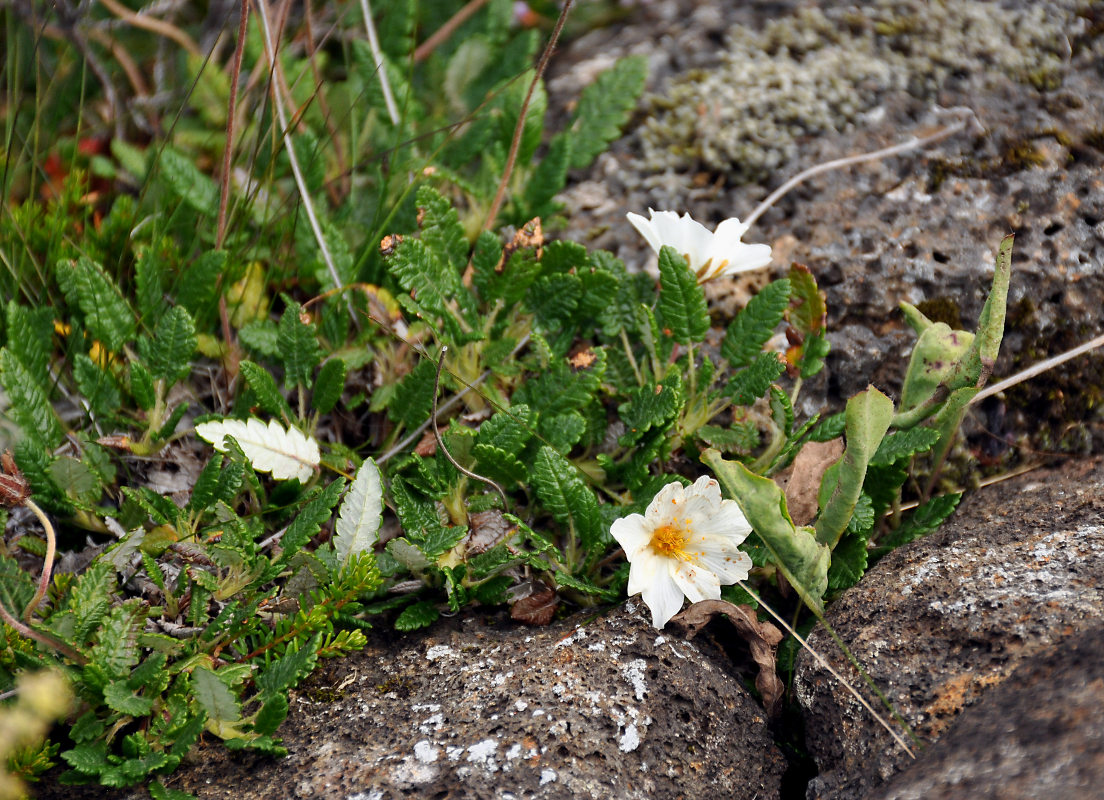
[736, 580, 916, 758]
[432, 347, 509, 510]
[413, 0, 490, 63]
[483, 0, 574, 232]
[98, 0, 202, 57]
[971, 331, 1104, 405]
[742, 109, 981, 231]
[378, 333, 531, 464]
[357, 0, 399, 126]
[216, 0, 250, 250]
[253, 0, 347, 296]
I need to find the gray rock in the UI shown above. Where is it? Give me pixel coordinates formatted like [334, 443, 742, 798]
[868, 624, 1104, 800]
[795, 456, 1104, 799]
[164, 601, 785, 799]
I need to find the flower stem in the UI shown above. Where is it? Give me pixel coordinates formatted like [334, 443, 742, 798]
[23, 499, 56, 623]
[482, 0, 574, 232]
[742, 109, 979, 231]
[620, 329, 644, 386]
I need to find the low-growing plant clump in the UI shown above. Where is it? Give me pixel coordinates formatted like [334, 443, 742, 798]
[0, 1, 1011, 797]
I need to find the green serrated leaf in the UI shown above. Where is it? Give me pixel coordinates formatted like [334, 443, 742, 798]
[73, 353, 121, 419]
[538, 410, 587, 454]
[0, 348, 63, 448]
[472, 444, 527, 487]
[722, 279, 791, 368]
[387, 237, 461, 323]
[696, 422, 760, 454]
[279, 479, 345, 560]
[90, 599, 145, 678]
[526, 272, 582, 330]
[515, 349, 605, 417]
[129, 360, 155, 411]
[56, 256, 136, 352]
[158, 146, 219, 217]
[531, 446, 604, 561]
[394, 600, 439, 631]
[256, 633, 321, 697]
[138, 305, 197, 383]
[312, 358, 346, 415]
[874, 493, 962, 558]
[567, 55, 647, 169]
[657, 246, 709, 345]
[618, 376, 681, 446]
[178, 249, 227, 320]
[522, 132, 571, 218]
[61, 741, 109, 775]
[554, 570, 617, 599]
[415, 185, 469, 274]
[871, 427, 942, 465]
[0, 554, 35, 619]
[827, 530, 868, 593]
[476, 405, 535, 454]
[5, 301, 53, 384]
[388, 358, 437, 430]
[239, 360, 292, 420]
[103, 681, 154, 716]
[238, 320, 281, 358]
[252, 693, 289, 736]
[188, 454, 223, 512]
[191, 665, 241, 726]
[725, 352, 785, 406]
[278, 302, 321, 389]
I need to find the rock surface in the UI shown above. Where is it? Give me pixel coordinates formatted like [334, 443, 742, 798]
[37, 602, 782, 800]
[868, 623, 1104, 800]
[795, 455, 1104, 799]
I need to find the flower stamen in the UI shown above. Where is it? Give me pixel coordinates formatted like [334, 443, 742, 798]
[650, 523, 688, 557]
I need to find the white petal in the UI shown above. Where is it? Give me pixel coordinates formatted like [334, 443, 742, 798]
[671, 559, 721, 604]
[626, 548, 662, 596]
[645, 480, 687, 521]
[712, 217, 751, 244]
[697, 547, 753, 585]
[626, 212, 662, 254]
[650, 211, 711, 270]
[640, 568, 686, 629]
[686, 500, 752, 543]
[688, 475, 724, 506]
[727, 242, 774, 274]
[611, 513, 652, 557]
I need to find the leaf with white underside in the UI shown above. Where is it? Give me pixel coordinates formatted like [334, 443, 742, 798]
[334, 458, 384, 562]
[195, 418, 320, 483]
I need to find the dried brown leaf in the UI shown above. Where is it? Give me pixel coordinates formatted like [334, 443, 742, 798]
[671, 599, 785, 716]
[781, 438, 844, 526]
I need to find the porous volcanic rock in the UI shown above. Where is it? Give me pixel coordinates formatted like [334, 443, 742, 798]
[867, 623, 1104, 800]
[144, 602, 781, 799]
[794, 455, 1104, 800]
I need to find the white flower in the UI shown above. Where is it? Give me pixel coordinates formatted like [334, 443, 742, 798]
[626, 208, 773, 282]
[611, 476, 754, 629]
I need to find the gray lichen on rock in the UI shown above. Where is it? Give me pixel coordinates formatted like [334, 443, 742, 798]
[639, 1, 1084, 182]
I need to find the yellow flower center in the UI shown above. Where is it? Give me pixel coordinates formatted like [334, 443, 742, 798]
[650, 523, 688, 557]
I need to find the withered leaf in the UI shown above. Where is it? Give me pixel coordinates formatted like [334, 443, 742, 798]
[510, 584, 557, 626]
[671, 599, 785, 716]
[780, 438, 844, 527]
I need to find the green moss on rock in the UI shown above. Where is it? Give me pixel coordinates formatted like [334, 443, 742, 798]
[640, 1, 1083, 182]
